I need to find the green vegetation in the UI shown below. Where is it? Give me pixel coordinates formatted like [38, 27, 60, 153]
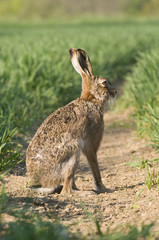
[0, 0, 159, 20]
[126, 0, 149, 15]
[126, 155, 159, 170]
[0, 110, 22, 172]
[0, 211, 155, 240]
[127, 156, 159, 190]
[1, 217, 76, 240]
[0, 21, 159, 134]
[122, 47, 159, 148]
[0, 0, 139, 20]
[0, 127, 21, 173]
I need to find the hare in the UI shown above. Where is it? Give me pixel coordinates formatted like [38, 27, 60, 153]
[26, 48, 117, 195]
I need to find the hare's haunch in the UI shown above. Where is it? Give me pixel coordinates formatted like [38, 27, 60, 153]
[26, 48, 117, 194]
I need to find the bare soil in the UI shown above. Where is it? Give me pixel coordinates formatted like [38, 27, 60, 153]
[1, 107, 159, 235]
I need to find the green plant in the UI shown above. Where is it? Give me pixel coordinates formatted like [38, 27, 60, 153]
[0, 183, 7, 214]
[0, 124, 22, 172]
[146, 105, 159, 149]
[145, 164, 159, 190]
[131, 187, 146, 209]
[85, 210, 103, 236]
[127, 155, 159, 190]
[126, 155, 158, 170]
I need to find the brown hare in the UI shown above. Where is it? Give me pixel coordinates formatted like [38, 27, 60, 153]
[26, 48, 117, 195]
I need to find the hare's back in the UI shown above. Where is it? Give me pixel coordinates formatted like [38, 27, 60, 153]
[28, 98, 103, 153]
[37, 98, 102, 137]
[28, 99, 84, 148]
[37, 99, 85, 137]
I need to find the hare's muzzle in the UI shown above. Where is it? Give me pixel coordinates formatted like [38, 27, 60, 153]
[110, 88, 117, 98]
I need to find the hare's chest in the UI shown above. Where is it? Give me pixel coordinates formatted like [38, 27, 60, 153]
[86, 111, 104, 142]
[92, 117, 104, 142]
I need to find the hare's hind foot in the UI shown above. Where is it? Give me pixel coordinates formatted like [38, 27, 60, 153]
[96, 187, 114, 194]
[61, 152, 80, 195]
[95, 183, 114, 194]
[60, 175, 79, 195]
[61, 178, 76, 195]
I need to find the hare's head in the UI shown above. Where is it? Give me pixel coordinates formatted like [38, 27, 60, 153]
[69, 48, 117, 103]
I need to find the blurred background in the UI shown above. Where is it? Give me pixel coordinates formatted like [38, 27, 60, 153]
[0, 0, 159, 21]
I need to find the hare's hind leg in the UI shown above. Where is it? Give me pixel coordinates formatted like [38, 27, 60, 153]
[61, 152, 80, 194]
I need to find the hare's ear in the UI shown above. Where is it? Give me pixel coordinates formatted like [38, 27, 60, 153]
[69, 48, 93, 77]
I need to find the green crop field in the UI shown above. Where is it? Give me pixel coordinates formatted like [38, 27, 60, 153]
[1, 21, 159, 134]
[122, 46, 159, 147]
[0, 20, 159, 239]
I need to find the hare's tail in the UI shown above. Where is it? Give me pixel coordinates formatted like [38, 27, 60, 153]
[27, 185, 63, 194]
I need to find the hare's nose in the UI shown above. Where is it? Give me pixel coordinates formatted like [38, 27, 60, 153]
[112, 89, 117, 94]
[110, 88, 117, 95]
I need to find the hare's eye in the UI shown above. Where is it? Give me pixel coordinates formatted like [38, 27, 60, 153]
[102, 80, 108, 85]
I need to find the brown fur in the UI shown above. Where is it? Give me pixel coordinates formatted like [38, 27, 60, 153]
[26, 48, 117, 194]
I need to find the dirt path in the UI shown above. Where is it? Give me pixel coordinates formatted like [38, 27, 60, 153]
[1, 107, 159, 235]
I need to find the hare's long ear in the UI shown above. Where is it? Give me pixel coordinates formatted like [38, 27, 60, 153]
[69, 48, 93, 77]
